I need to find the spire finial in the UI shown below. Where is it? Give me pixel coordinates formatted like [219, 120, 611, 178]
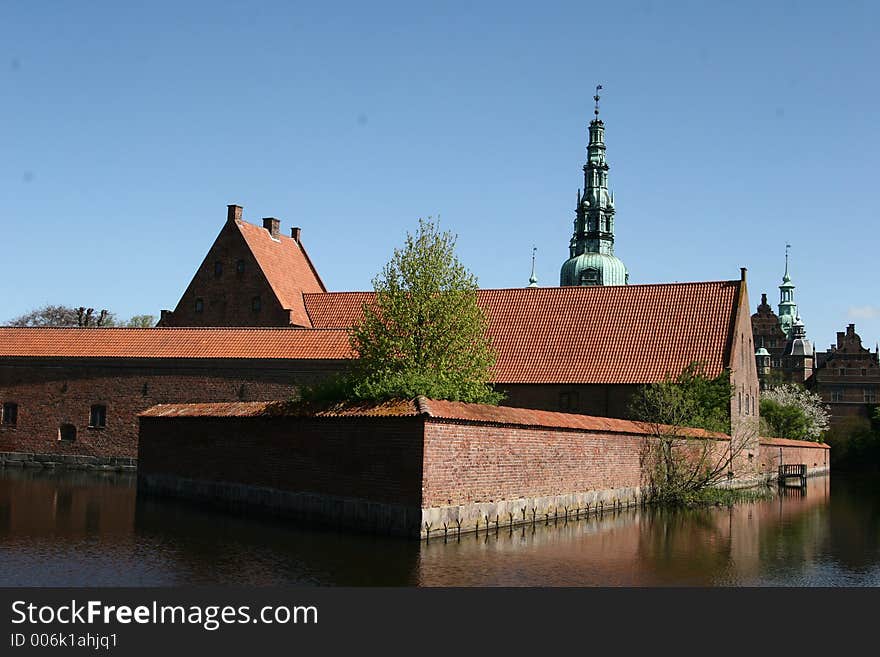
[593, 84, 603, 119]
[528, 246, 538, 287]
[784, 243, 791, 276]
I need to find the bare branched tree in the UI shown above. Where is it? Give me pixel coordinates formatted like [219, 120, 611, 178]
[630, 362, 757, 503]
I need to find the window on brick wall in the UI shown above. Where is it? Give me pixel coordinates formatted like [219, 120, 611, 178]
[2, 402, 18, 426]
[195, 298, 204, 313]
[831, 388, 844, 402]
[214, 261, 223, 277]
[59, 424, 76, 442]
[865, 388, 876, 403]
[89, 404, 107, 428]
[252, 296, 261, 312]
[236, 259, 245, 274]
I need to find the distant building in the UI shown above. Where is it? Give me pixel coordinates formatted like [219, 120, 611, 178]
[812, 324, 880, 428]
[752, 251, 878, 428]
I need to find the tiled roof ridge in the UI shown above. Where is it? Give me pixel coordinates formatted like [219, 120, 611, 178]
[304, 279, 739, 296]
[0, 326, 349, 332]
[294, 237, 327, 293]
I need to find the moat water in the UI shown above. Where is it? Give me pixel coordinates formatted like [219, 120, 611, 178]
[1, 468, 878, 586]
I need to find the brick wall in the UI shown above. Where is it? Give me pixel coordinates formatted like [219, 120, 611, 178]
[138, 415, 425, 506]
[422, 421, 644, 507]
[160, 219, 291, 327]
[0, 358, 340, 458]
[497, 383, 640, 418]
[135, 407, 829, 538]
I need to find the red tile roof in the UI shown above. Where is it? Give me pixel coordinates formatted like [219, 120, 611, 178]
[236, 220, 326, 326]
[2, 281, 743, 385]
[0, 327, 353, 360]
[304, 281, 742, 384]
[139, 396, 726, 439]
[759, 436, 830, 449]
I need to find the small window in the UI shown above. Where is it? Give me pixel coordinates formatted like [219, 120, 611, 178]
[214, 261, 223, 277]
[252, 296, 261, 312]
[59, 424, 76, 442]
[89, 404, 107, 428]
[2, 402, 18, 427]
[195, 298, 204, 313]
[831, 389, 843, 402]
[236, 259, 245, 274]
[865, 389, 876, 403]
[862, 369, 868, 377]
[745, 394, 750, 415]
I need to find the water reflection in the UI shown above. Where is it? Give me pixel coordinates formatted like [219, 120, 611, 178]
[1, 468, 878, 586]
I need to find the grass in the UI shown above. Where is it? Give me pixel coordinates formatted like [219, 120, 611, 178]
[681, 486, 774, 506]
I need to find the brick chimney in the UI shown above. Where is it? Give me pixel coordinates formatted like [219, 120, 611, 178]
[290, 226, 301, 243]
[227, 204, 243, 223]
[263, 217, 280, 238]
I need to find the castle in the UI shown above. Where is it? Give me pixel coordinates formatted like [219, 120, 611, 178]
[751, 248, 879, 428]
[0, 101, 759, 462]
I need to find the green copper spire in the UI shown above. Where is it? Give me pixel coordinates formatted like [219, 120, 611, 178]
[560, 86, 629, 286]
[778, 243, 799, 337]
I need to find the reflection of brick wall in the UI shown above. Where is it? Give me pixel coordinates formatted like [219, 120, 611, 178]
[0, 359, 341, 458]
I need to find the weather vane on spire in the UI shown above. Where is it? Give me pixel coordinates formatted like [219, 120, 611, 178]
[528, 246, 538, 287]
[594, 84, 603, 118]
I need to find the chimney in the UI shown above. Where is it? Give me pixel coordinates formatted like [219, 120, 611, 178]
[227, 204, 243, 223]
[263, 217, 280, 238]
[760, 293, 767, 305]
[290, 226, 301, 243]
[159, 309, 172, 326]
[740, 267, 747, 282]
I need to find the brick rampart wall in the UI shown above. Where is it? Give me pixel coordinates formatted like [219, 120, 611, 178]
[136, 409, 829, 538]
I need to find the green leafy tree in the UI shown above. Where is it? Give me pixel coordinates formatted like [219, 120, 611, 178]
[629, 362, 744, 504]
[125, 315, 156, 328]
[759, 384, 829, 442]
[319, 218, 501, 404]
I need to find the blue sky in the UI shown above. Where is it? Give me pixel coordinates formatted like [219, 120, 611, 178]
[2, 1, 877, 350]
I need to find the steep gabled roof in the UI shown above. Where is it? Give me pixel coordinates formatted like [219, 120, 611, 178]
[0, 327, 351, 360]
[235, 220, 325, 326]
[304, 281, 742, 384]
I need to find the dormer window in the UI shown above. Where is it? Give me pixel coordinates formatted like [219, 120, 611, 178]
[195, 298, 204, 313]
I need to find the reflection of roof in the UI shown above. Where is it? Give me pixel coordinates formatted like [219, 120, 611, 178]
[305, 280, 743, 384]
[235, 220, 326, 326]
[0, 327, 352, 360]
